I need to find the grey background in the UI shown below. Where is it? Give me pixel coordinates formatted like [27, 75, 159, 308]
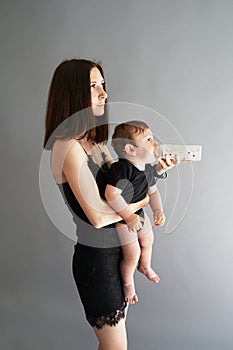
[1, 0, 233, 349]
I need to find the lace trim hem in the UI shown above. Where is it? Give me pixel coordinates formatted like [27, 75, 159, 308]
[87, 302, 127, 329]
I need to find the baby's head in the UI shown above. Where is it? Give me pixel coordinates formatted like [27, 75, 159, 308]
[112, 121, 149, 157]
[112, 120, 152, 158]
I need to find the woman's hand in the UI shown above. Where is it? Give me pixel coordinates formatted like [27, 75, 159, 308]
[156, 155, 180, 175]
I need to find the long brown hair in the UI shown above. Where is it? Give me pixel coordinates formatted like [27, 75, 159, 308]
[43, 59, 109, 150]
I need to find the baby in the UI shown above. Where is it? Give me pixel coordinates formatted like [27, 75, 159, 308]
[105, 121, 165, 304]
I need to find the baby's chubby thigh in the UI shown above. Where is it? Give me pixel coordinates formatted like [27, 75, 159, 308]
[116, 223, 141, 267]
[115, 222, 138, 247]
[137, 213, 154, 247]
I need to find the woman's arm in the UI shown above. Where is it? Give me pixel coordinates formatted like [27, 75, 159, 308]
[61, 141, 148, 228]
[130, 194, 149, 211]
[105, 184, 144, 232]
[62, 141, 122, 228]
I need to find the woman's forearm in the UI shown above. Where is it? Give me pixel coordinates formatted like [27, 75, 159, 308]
[93, 197, 148, 228]
[128, 194, 149, 212]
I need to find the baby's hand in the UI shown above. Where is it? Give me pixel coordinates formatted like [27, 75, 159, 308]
[125, 213, 144, 233]
[156, 154, 180, 174]
[153, 209, 165, 227]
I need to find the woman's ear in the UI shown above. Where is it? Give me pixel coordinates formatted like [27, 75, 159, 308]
[124, 143, 137, 156]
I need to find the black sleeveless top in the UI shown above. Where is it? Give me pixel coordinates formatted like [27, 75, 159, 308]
[57, 149, 120, 248]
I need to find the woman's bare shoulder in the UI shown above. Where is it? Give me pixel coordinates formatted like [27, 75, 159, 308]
[53, 138, 77, 152]
[52, 138, 85, 159]
[52, 139, 86, 182]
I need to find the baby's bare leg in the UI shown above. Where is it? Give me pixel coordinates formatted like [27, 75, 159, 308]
[137, 215, 160, 283]
[116, 224, 140, 304]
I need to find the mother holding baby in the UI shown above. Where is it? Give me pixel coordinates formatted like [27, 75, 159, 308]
[43, 58, 177, 350]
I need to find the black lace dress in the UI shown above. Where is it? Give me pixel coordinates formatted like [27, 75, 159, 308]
[57, 151, 127, 329]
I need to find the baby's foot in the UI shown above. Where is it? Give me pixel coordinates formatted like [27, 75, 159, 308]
[138, 266, 160, 283]
[123, 283, 138, 304]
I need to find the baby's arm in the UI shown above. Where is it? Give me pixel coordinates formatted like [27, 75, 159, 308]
[105, 184, 144, 233]
[148, 184, 166, 227]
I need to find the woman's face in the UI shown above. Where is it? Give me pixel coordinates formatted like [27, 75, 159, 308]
[90, 67, 108, 116]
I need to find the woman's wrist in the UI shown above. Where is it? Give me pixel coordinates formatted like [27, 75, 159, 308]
[129, 194, 149, 212]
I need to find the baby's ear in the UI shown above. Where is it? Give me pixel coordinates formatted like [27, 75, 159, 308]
[124, 143, 136, 156]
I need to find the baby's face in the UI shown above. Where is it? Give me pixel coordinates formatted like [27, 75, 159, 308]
[133, 128, 158, 164]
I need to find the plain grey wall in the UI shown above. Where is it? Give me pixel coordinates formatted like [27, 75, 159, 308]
[1, 0, 233, 349]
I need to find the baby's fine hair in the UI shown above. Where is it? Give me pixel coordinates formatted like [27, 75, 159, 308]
[112, 120, 149, 157]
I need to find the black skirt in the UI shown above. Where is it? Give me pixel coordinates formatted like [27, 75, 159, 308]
[72, 243, 127, 329]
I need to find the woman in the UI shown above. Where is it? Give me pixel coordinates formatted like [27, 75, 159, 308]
[43, 59, 175, 350]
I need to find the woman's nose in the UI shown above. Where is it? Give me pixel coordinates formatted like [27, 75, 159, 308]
[98, 86, 108, 100]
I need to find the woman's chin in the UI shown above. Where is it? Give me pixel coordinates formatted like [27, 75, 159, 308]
[92, 106, 105, 116]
